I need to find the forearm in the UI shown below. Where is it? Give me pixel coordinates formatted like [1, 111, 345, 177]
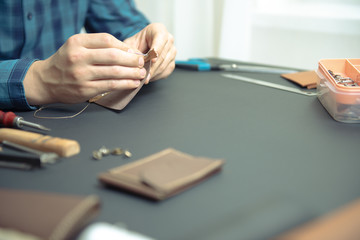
[23, 60, 54, 106]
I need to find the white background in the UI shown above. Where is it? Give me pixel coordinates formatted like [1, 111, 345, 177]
[135, 0, 360, 70]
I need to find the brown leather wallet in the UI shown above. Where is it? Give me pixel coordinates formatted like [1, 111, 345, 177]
[0, 189, 100, 240]
[98, 148, 225, 200]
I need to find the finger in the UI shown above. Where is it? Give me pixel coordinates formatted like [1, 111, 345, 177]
[150, 41, 176, 79]
[144, 61, 152, 84]
[147, 23, 173, 54]
[68, 33, 130, 51]
[145, 73, 151, 84]
[151, 39, 172, 72]
[89, 78, 141, 93]
[151, 46, 176, 81]
[149, 33, 174, 73]
[88, 65, 147, 81]
[71, 77, 142, 102]
[149, 32, 169, 59]
[86, 48, 144, 68]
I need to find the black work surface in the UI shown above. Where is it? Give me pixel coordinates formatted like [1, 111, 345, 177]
[1, 59, 360, 240]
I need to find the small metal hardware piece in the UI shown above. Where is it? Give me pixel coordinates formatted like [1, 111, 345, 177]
[111, 148, 124, 155]
[328, 70, 359, 87]
[123, 150, 132, 158]
[92, 150, 103, 160]
[92, 146, 132, 160]
[98, 146, 111, 156]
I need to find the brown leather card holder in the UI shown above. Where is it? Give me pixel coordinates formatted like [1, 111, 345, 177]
[98, 148, 225, 200]
[0, 189, 100, 240]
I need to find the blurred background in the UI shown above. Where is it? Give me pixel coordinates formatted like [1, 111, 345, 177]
[135, 0, 360, 70]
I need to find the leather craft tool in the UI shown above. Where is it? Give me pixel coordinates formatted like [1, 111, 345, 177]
[176, 58, 297, 74]
[2, 140, 59, 164]
[0, 152, 43, 169]
[0, 110, 50, 131]
[0, 128, 80, 157]
[222, 73, 317, 96]
[0, 141, 59, 169]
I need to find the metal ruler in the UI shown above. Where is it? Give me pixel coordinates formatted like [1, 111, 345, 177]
[222, 73, 317, 97]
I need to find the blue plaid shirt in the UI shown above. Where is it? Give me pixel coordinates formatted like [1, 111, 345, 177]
[0, 0, 149, 110]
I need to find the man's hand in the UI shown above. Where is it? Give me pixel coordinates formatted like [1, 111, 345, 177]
[24, 33, 146, 105]
[124, 23, 177, 83]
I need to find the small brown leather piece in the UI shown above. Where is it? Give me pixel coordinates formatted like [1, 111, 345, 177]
[144, 48, 158, 62]
[0, 189, 100, 240]
[281, 71, 318, 89]
[94, 49, 158, 110]
[94, 61, 150, 110]
[98, 148, 224, 200]
[274, 198, 360, 240]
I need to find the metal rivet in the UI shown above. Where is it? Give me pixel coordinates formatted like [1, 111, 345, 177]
[92, 146, 132, 160]
[98, 146, 111, 156]
[123, 150, 132, 158]
[92, 151, 103, 160]
[111, 147, 124, 155]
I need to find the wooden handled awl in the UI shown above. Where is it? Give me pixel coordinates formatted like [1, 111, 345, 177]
[0, 128, 80, 158]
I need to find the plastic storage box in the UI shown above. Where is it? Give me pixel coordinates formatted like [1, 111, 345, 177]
[316, 59, 360, 123]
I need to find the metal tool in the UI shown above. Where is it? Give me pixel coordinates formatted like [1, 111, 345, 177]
[0, 110, 50, 131]
[0, 141, 59, 169]
[2, 140, 59, 164]
[222, 73, 318, 97]
[0, 128, 80, 158]
[218, 64, 297, 74]
[0, 152, 42, 169]
[176, 58, 297, 74]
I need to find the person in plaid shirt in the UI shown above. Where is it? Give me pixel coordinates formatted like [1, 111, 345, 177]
[0, 0, 176, 110]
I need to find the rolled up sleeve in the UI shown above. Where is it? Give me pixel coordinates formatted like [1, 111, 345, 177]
[0, 59, 37, 110]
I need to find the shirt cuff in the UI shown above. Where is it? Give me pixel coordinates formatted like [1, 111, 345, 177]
[8, 58, 37, 110]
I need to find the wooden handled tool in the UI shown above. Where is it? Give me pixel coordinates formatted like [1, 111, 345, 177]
[0, 128, 80, 158]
